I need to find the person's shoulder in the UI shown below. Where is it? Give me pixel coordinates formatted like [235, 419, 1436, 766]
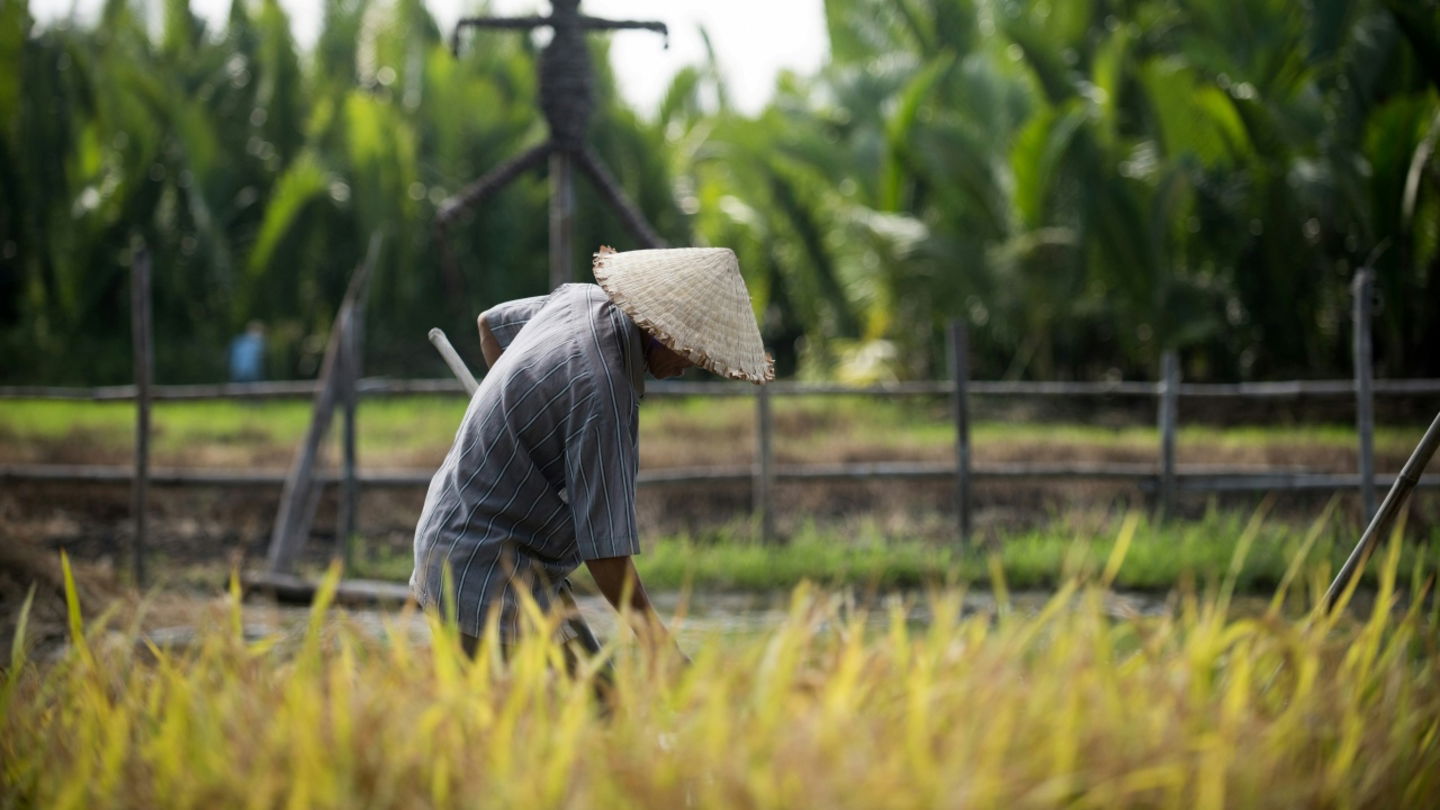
[553, 283, 607, 305]
[480, 293, 551, 323]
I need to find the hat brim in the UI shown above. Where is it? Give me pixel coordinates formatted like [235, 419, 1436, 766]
[593, 247, 774, 384]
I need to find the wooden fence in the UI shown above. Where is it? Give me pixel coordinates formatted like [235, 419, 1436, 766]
[5, 366, 1439, 545]
[7, 375, 1440, 402]
[4, 270, 1439, 551]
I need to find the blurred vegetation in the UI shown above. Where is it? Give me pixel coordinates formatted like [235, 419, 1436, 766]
[1, 0, 1437, 385]
[346, 508, 1440, 593]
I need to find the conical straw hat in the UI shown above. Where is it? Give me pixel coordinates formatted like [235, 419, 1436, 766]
[593, 246, 774, 383]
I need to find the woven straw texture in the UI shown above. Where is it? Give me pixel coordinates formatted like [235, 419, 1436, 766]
[593, 246, 774, 383]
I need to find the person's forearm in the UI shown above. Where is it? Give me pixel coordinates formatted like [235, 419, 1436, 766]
[478, 315, 502, 369]
[583, 555, 667, 642]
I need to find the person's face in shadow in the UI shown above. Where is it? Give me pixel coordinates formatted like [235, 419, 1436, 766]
[643, 332, 694, 379]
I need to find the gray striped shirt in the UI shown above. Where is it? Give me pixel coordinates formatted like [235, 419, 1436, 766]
[411, 284, 646, 639]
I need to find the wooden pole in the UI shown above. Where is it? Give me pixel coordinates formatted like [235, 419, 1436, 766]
[549, 150, 575, 291]
[265, 236, 379, 573]
[754, 383, 775, 543]
[1325, 411, 1440, 611]
[575, 146, 668, 249]
[428, 329, 479, 393]
[948, 321, 971, 546]
[129, 245, 153, 588]
[267, 307, 349, 573]
[338, 307, 361, 567]
[1158, 350, 1179, 519]
[1353, 268, 1377, 521]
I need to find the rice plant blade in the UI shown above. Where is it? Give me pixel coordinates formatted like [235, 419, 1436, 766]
[7, 581, 36, 670]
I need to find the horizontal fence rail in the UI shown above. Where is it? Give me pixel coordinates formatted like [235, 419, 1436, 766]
[14, 270, 1431, 569]
[7, 308, 1438, 550]
[4, 377, 1440, 401]
[5, 377, 1438, 508]
[7, 462, 1437, 494]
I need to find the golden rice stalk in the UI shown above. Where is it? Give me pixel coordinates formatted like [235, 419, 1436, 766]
[1, 548, 1437, 809]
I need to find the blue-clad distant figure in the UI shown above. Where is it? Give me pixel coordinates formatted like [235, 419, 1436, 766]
[228, 321, 266, 383]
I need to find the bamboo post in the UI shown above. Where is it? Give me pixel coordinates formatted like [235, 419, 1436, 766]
[549, 151, 575, 290]
[266, 307, 349, 573]
[1325, 411, 1440, 611]
[948, 321, 971, 546]
[265, 236, 379, 573]
[1158, 350, 1179, 519]
[1353, 268, 1377, 521]
[755, 382, 775, 543]
[129, 245, 153, 588]
[338, 307, 361, 567]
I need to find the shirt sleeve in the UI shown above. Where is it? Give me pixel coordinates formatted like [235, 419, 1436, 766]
[563, 381, 641, 561]
[479, 295, 551, 352]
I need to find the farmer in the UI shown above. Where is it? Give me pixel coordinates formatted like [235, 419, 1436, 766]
[411, 246, 773, 657]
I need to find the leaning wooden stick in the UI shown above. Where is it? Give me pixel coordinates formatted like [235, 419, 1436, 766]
[426, 327, 605, 654]
[1324, 410, 1440, 611]
[427, 328, 481, 395]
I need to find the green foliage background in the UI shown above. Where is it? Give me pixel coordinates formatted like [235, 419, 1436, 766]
[1, 0, 1437, 385]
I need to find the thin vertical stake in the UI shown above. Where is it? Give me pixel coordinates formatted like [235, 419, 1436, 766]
[130, 245, 153, 588]
[339, 310, 361, 567]
[948, 321, 971, 546]
[265, 241, 376, 574]
[1353, 268, 1377, 521]
[755, 383, 775, 543]
[1158, 350, 1179, 519]
[549, 150, 575, 291]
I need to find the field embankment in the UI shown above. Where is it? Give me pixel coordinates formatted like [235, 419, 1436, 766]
[3, 396, 1437, 603]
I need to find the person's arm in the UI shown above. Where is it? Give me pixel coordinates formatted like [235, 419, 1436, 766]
[476, 295, 551, 369]
[478, 314, 502, 369]
[583, 555, 672, 647]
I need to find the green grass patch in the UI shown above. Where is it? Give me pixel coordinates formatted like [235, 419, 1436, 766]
[1, 395, 1425, 460]
[0, 397, 469, 458]
[352, 510, 1440, 596]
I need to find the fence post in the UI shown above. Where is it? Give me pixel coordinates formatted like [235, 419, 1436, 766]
[1353, 268, 1376, 521]
[754, 382, 776, 543]
[1158, 350, 1179, 519]
[130, 245, 153, 588]
[948, 321, 971, 546]
[338, 307, 362, 567]
[549, 151, 575, 290]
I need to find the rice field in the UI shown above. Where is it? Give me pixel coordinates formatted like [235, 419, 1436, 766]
[350, 507, 1440, 593]
[4, 524, 1438, 809]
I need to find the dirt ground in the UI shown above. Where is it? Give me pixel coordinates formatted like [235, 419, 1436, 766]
[2, 415, 1422, 561]
[5, 443, 1435, 659]
[2, 462, 1417, 570]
